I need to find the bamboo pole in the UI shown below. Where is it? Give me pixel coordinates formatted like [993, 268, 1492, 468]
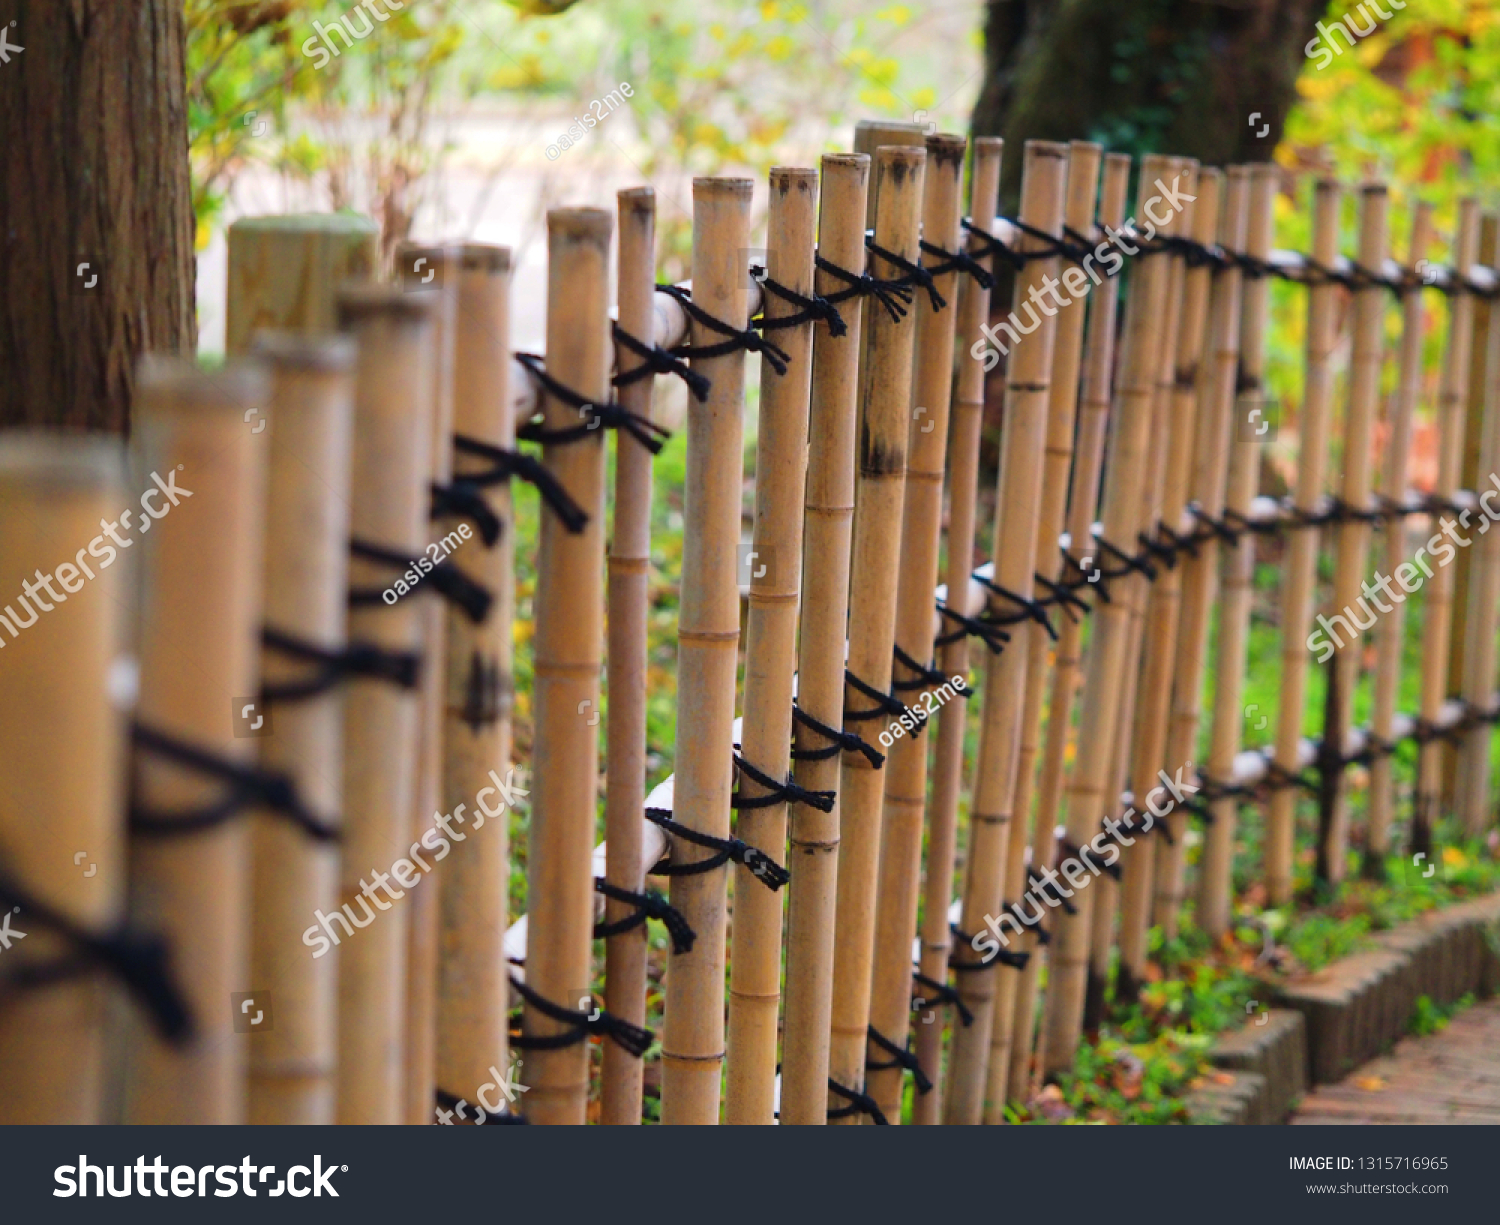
[1007, 152, 1132, 1101]
[825, 145, 926, 1121]
[780, 153, 870, 1126]
[438, 243, 514, 1116]
[601, 190, 656, 1126]
[525, 209, 611, 1126]
[1153, 168, 1252, 938]
[1115, 166, 1219, 994]
[123, 359, 269, 1124]
[1413, 200, 1480, 855]
[978, 141, 1103, 1119]
[1038, 154, 1179, 1079]
[246, 335, 356, 1124]
[1457, 216, 1500, 838]
[0, 437, 127, 1124]
[1320, 184, 1391, 886]
[942, 140, 1067, 1122]
[1263, 181, 1343, 904]
[394, 241, 460, 1125]
[1194, 164, 1277, 940]
[336, 287, 436, 1123]
[864, 133, 967, 1123]
[1367, 205, 1434, 867]
[724, 168, 818, 1124]
[911, 136, 1004, 1126]
[853, 120, 928, 217]
[1084, 160, 1197, 1036]
[226, 214, 378, 352]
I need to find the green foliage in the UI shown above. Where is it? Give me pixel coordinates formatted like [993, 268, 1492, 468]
[1407, 991, 1474, 1035]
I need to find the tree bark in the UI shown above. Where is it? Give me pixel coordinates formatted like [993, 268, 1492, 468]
[1, 1, 195, 436]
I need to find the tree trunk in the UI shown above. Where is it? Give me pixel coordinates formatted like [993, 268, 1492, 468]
[974, 0, 1331, 208]
[0, 1, 195, 436]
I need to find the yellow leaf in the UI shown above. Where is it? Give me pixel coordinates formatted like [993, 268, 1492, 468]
[1355, 1075, 1387, 1091]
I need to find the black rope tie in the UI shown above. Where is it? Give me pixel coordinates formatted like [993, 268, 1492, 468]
[865, 237, 945, 311]
[844, 668, 925, 731]
[514, 352, 672, 454]
[911, 970, 974, 1026]
[349, 538, 493, 624]
[814, 253, 914, 323]
[655, 284, 792, 375]
[948, 924, 1030, 971]
[592, 878, 696, 954]
[866, 1024, 932, 1094]
[933, 600, 1011, 652]
[975, 574, 1058, 640]
[610, 321, 712, 401]
[429, 480, 501, 546]
[827, 1078, 889, 1125]
[752, 270, 849, 337]
[918, 238, 994, 291]
[732, 752, 836, 813]
[508, 974, 653, 1057]
[451, 433, 589, 533]
[260, 625, 421, 702]
[1028, 867, 1078, 915]
[644, 808, 790, 891]
[0, 869, 192, 1043]
[791, 701, 886, 768]
[434, 1087, 529, 1125]
[891, 643, 962, 695]
[1058, 838, 1122, 882]
[1003, 897, 1052, 943]
[128, 723, 339, 843]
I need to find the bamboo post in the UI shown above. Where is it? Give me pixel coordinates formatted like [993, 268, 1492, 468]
[0, 437, 127, 1123]
[660, 181, 754, 1125]
[911, 136, 1004, 1126]
[1320, 185, 1391, 886]
[1115, 166, 1219, 995]
[1007, 152, 1132, 1101]
[780, 153, 870, 1126]
[600, 190, 656, 1126]
[1038, 154, 1178, 1079]
[1194, 164, 1277, 940]
[525, 209, 611, 1126]
[1367, 206, 1434, 867]
[247, 335, 356, 1125]
[336, 287, 436, 1123]
[1457, 216, 1500, 837]
[942, 140, 1067, 1123]
[826, 145, 926, 1121]
[1153, 168, 1251, 938]
[438, 244, 514, 1116]
[1262, 181, 1342, 904]
[853, 120, 928, 217]
[724, 168, 818, 1125]
[1413, 200, 1480, 855]
[864, 133, 967, 1123]
[978, 140, 1103, 1118]
[123, 359, 269, 1124]
[226, 214, 378, 352]
[393, 241, 460, 1125]
[1084, 160, 1197, 1036]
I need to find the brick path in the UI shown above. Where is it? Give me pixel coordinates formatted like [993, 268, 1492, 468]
[1290, 996, 1500, 1124]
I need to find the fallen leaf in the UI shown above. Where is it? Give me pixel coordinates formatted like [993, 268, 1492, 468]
[1355, 1075, 1388, 1092]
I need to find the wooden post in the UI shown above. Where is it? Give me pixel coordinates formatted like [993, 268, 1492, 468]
[1115, 166, 1219, 994]
[780, 152, 870, 1126]
[942, 140, 1067, 1122]
[1039, 155, 1178, 1079]
[911, 136, 1004, 1126]
[1263, 181, 1343, 904]
[1367, 206, 1434, 867]
[525, 209, 611, 1126]
[1413, 200, 1480, 855]
[1008, 152, 1132, 1101]
[826, 145, 926, 1120]
[123, 358, 269, 1124]
[724, 168, 818, 1124]
[864, 133, 967, 1123]
[226, 214, 378, 352]
[600, 190, 656, 1126]
[246, 335, 356, 1124]
[1194, 164, 1277, 939]
[1320, 185, 1391, 886]
[0, 437, 127, 1123]
[1153, 168, 1251, 938]
[438, 243, 515, 1117]
[979, 140, 1103, 1119]
[335, 287, 436, 1123]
